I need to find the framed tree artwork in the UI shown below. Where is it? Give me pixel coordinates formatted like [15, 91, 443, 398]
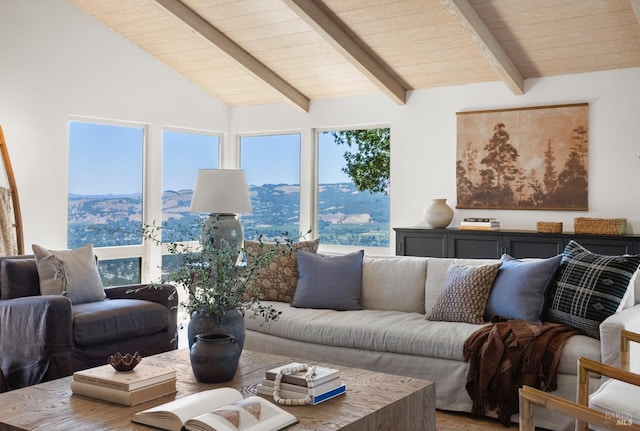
[456, 103, 589, 210]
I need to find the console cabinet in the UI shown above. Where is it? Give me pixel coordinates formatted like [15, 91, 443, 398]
[394, 227, 640, 259]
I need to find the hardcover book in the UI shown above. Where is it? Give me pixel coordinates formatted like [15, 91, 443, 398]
[73, 363, 176, 391]
[70, 378, 176, 406]
[256, 383, 346, 405]
[132, 387, 297, 431]
[259, 376, 343, 395]
[459, 221, 500, 227]
[264, 363, 340, 386]
[459, 225, 500, 231]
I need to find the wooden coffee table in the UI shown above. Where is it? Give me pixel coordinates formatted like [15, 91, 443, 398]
[0, 349, 435, 430]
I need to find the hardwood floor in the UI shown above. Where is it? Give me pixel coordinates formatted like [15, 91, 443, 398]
[436, 410, 519, 430]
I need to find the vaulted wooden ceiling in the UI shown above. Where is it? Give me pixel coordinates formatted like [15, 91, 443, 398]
[70, 0, 640, 112]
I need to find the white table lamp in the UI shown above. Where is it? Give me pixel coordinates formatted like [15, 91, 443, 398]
[190, 169, 252, 256]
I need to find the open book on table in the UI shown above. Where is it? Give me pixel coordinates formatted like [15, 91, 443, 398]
[132, 387, 297, 431]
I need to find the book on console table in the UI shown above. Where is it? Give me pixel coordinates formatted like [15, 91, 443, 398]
[463, 217, 497, 222]
[264, 362, 340, 386]
[132, 387, 297, 431]
[459, 220, 500, 231]
[70, 378, 176, 406]
[73, 362, 176, 391]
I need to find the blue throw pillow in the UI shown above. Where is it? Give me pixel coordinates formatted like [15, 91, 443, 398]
[484, 254, 563, 324]
[291, 250, 364, 310]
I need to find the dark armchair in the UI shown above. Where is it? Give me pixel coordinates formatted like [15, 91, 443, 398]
[0, 255, 178, 391]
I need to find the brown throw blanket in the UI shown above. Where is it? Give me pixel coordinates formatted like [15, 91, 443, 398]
[463, 319, 580, 426]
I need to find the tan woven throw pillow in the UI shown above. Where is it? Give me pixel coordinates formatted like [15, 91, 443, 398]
[427, 262, 502, 324]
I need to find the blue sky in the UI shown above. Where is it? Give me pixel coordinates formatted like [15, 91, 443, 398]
[69, 122, 351, 195]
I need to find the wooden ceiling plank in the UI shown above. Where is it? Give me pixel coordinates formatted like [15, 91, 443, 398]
[631, 0, 640, 25]
[154, 0, 310, 112]
[440, 0, 524, 95]
[281, 0, 406, 105]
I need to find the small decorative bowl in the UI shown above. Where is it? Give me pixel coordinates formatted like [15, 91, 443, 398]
[108, 352, 142, 372]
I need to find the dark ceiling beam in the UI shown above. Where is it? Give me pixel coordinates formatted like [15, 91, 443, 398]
[281, 0, 406, 105]
[440, 0, 525, 95]
[155, 0, 310, 112]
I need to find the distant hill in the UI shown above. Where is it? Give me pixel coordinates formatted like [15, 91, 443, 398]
[68, 183, 389, 247]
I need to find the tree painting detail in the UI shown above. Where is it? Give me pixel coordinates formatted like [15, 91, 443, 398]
[456, 103, 589, 210]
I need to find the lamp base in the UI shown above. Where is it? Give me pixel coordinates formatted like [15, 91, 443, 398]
[201, 214, 244, 259]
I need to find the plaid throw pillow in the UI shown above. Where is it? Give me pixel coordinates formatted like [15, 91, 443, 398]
[545, 240, 640, 339]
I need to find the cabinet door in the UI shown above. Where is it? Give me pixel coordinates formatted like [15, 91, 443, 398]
[448, 232, 502, 258]
[396, 230, 447, 257]
[504, 234, 564, 258]
[570, 236, 637, 255]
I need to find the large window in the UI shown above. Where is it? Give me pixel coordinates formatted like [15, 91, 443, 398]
[317, 129, 390, 247]
[240, 134, 301, 240]
[68, 120, 145, 284]
[161, 129, 220, 242]
[161, 129, 220, 274]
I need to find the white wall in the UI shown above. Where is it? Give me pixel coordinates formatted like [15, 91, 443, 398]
[0, 0, 229, 254]
[3, 0, 640, 259]
[231, 67, 640, 254]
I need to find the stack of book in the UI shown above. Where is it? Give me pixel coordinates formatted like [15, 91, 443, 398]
[71, 363, 177, 406]
[459, 217, 500, 231]
[256, 362, 346, 405]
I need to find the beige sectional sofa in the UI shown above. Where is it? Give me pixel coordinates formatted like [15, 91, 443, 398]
[244, 254, 640, 431]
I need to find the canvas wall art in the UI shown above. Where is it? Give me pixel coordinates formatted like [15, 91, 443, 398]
[456, 103, 589, 210]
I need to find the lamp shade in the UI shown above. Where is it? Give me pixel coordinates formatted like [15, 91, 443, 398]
[190, 169, 252, 214]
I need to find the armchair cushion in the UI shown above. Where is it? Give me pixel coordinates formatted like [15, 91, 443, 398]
[589, 379, 640, 426]
[32, 243, 106, 304]
[72, 299, 169, 346]
[0, 258, 40, 299]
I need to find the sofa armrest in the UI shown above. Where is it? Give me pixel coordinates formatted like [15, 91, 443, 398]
[0, 295, 74, 390]
[104, 283, 178, 310]
[599, 304, 640, 367]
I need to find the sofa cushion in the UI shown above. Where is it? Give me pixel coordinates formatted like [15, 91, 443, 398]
[292, 250, 364, 310]
[244, 239, 320, 303]
[72, 299, 169, 346]
[545, 240, 640, 339]
[246, 301, 596, 375]
[361, 255, 427, 313]
[247, 301, 484, 361]
[32, 243, 106, 304]
[424, 257, 499, 315]
[484, 254, 562, 324]
[0, 258, 40, 299]
[427, 262, 502, 324]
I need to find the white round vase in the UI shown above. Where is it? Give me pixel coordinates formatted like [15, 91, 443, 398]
[423, 198, 454, 228]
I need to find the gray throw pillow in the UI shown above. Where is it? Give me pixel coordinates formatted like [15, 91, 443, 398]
[291, 249, 364, 310]
[484, 254, 562, 324]
[545, 240, 640, 339]
[32, 243, 106, 304]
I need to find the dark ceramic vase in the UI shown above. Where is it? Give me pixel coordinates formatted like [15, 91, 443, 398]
[190, 333, 241, 383]
[187, 309, 246, 350]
